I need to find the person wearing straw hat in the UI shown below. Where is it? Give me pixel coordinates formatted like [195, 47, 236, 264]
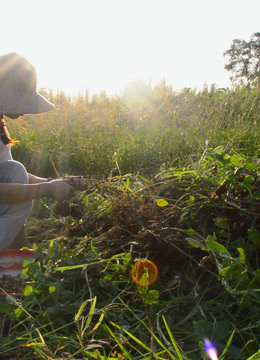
[0, 52, 83, 250]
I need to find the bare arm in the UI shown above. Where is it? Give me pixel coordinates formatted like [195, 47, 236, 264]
[0, 180, 75, 203]
[28, 173, 49, 184]
[28, 174, 86, 188]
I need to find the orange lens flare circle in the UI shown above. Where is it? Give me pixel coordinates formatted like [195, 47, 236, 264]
[131, 260, 158, 286]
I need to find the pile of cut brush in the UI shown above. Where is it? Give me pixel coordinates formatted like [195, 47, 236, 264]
[29, 147, 259, 273]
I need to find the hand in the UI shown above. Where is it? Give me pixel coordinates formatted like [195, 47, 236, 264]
[46, 179, 75, 201]
[62, 176, 87, 191]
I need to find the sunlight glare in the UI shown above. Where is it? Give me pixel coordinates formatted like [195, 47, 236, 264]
[204, 339, 218, 360]
[1, 0, 260, 95]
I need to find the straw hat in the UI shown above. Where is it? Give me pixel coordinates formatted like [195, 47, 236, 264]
[0, 52, 54, 115]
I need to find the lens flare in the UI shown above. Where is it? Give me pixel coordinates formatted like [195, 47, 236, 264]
[131, 260, 158, 286]
[204, 338, 218, 360]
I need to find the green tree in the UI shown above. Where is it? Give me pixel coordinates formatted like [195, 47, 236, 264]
[224, 32, 260, 85]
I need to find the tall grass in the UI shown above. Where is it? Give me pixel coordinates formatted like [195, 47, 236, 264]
[9, 82, 260, 178]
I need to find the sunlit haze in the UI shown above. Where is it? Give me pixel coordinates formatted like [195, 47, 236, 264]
[1, 0, 260, 96]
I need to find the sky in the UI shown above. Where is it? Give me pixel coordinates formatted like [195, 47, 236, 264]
[1, 0, 260, 96]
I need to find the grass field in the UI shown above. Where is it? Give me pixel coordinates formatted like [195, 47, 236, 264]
[0, 82, 259, 359]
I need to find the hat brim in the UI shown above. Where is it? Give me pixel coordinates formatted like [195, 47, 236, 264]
[22, 91, 55, 114]
[0, 90, 55, 115]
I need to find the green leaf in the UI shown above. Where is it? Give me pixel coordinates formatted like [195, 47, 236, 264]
[139, 175, 148, 182]
[143, 290, 159, 305]
[105, 324, 132, 360]
[55, 264, 87, 271]
[237, 248, 246, 264]
[213, 145, 224, 154]
[206, 239, 231, 257]
[49, 285, 56, 293]
[230, 154, 243, 167]
[21, 266, 29, 279]
[186, 237, 208, 251]
[157, 198, 169, 207]
[215, 320, 231, 342]
[244, 162, 258, 171]
[123, 252, 132, 267]
[110, 323, 152, 353]
[22, 258, 34, 267]
[244, 174, 254, 183]
[14, 308, 23, 318]
[247, 350, 260, 360]
[22, 285, 33, 297]
[223, 153, 231, 160]
[219, 266, 231, 278]
[163, 316, 183, 360]
[189, 195, 195, 202]
[219, 329, 235, 359]
[84, 296, 97, 331]
[75, 299, 89, 321]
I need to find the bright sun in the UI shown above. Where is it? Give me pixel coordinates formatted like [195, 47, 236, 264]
[1, 0, 260, 96]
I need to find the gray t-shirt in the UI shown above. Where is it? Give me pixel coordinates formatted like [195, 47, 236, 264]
[0, 141, 32, 250]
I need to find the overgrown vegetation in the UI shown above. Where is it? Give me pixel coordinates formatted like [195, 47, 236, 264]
[1, 82, 259, 359]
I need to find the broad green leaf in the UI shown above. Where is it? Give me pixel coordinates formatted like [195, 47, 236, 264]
[245, 162, 258, 171]
[186, 237, 208, 251]
[215, 320, 231, 342]
[14, 308, 23, 318]
[223, 153, 231, 160]
[219, 266, 231, 278]
[144, 290, 159, 305]
[21, 266, 29, 279]
[213, 145, 224, 154]
[189, 195, 195, 202]
[22, 285, 33, 297]
[230, 154, 243, 167]
[206, 239, 231, 257]
[22, 258, 34, 267]
[157, 198, 169, 207]
[49, 285, 56, 293]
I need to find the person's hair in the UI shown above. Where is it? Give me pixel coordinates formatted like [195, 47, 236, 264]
[0, 115, 17, 145]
